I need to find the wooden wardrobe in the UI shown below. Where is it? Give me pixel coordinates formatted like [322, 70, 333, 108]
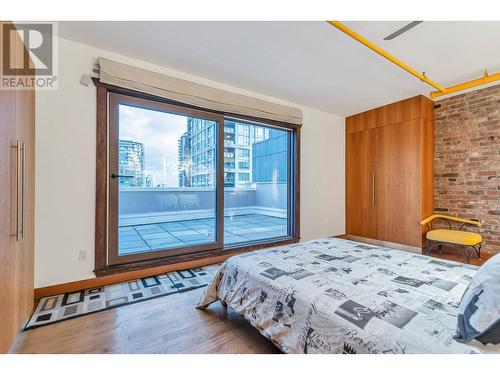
[0, 22, 35, 352]
[345, 95, 434, 250]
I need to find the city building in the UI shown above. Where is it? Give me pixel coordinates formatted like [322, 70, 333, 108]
[178, 118, 272, 188]
[177, 132, 191, 187]
[252, 128, 288, 183]
[118, 139, 145, 187]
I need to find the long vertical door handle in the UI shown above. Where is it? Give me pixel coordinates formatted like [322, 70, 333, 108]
[372, 173, 375, 207]
[11, 140, 21, 241]
[21, 142, 26, 239]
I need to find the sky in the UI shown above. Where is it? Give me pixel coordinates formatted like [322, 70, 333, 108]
[119, 104, 187, 187]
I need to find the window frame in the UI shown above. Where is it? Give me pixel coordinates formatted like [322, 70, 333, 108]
[107, 93, 225, 266]
[94, 79, 301, 276]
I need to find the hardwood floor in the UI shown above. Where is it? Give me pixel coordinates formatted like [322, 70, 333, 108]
[10, 267, 279, 354]
[10, 244, 495, 354]
[10, 289, 280, 354]
[428, 244, 495, 266]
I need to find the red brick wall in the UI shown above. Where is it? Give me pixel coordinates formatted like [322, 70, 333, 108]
[434, 84, 500, 253]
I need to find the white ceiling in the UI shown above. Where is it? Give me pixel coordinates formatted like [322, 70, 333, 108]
[59, 21, 500, 117]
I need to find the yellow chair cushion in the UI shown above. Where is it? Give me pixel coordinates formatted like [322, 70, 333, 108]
[426, 229, 482, 246]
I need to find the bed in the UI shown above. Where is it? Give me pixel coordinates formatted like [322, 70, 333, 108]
[197, 237, 500, 354]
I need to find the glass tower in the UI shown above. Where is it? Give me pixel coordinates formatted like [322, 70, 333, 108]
[178, 118, 271, 188]
[118, 140, 145, 187]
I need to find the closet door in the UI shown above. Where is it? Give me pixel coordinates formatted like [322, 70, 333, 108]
[0, 21, 35, 353]
[0, 73, 17, 354]
[346, 128, 377, 238]
[13, 57, 35, 341]
[375, 120, 420, 246]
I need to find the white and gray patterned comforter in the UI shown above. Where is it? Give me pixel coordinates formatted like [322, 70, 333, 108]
[197, 238, 500, 354]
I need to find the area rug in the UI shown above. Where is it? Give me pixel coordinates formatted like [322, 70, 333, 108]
[25, 267, 214, 330]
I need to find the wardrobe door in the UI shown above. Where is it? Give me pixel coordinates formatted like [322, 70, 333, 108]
[13, 60, 35, 342]
[375, 120, 420, 246]
[0, 21, 35, 353]
[0, 76, 17, 354]
[346, 128, 377, 238]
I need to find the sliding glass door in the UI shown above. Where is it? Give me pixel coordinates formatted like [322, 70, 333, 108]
[223, 119, 291, 245]
[107, 93, 223, 265]
[105, 92, 297, 267]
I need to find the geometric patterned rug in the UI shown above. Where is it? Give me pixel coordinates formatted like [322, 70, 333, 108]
[25, 267, 214, 330]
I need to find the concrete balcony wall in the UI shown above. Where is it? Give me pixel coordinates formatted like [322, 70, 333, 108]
[120, 187, 230, 215]
[255, 182, 287, 210]
[118, 185, 287, 226]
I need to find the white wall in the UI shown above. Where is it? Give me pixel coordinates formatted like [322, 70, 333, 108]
[35, 37, 345, 288]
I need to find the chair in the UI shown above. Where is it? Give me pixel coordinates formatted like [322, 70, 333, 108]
[420, 214, 483, 264]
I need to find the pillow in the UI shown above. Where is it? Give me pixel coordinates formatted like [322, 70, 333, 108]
[455, 254, 500, 345]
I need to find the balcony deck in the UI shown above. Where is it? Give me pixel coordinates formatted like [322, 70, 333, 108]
[118, 213, 287, 255]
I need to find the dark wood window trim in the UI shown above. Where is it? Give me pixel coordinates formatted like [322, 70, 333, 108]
[107, 93, 225, 266]
[94, 79, 301, 276]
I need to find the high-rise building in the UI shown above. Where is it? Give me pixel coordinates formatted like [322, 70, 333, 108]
[178, 118, 271, 188]
[186, 117, 216, 187]
[252, 128, 288, 183]
[118, 140, 145, 187]
[178, 132, 191, 187]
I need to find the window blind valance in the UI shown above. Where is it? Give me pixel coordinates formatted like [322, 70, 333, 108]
[97, 57, 303, 125]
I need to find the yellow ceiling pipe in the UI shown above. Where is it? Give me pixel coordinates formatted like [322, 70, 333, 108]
[430, 70, 500, 98]
[327, 21, 500, 99]
[327, 21, 447, 94]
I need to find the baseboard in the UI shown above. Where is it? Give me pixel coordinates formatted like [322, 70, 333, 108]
[36, 237, 299, 300]
[35, 235, 421, 299]
[335, 234, 422, 254]
[34, 254, 230, 300]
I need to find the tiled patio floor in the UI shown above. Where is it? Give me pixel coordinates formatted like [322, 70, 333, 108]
[118, 214, 287, 255]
